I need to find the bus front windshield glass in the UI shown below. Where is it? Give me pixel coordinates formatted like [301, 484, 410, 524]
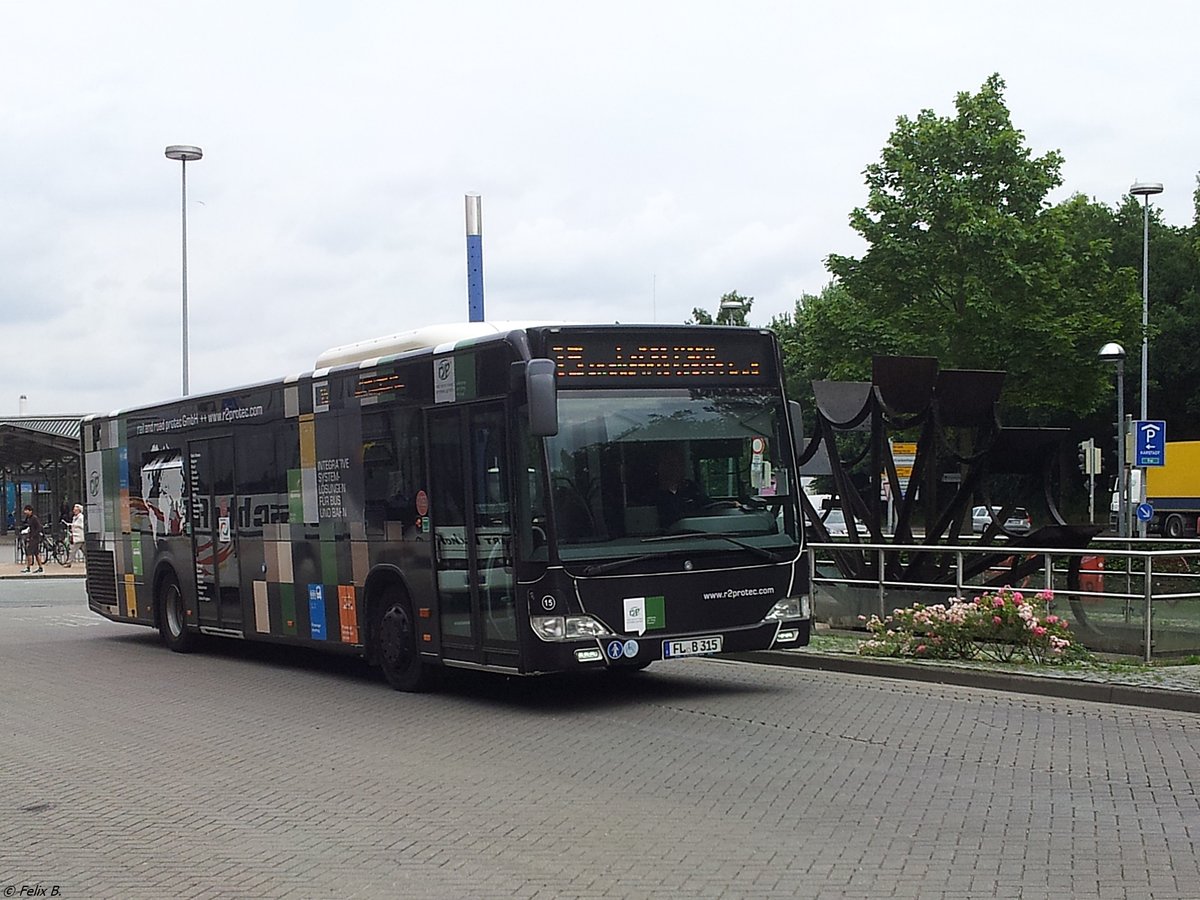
[544, 388, 800, 561]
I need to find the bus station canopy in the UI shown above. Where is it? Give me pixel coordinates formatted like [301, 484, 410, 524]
[0, 416, 82, 476]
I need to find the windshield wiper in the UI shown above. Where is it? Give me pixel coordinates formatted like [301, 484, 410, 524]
[581, 532, 792, 576]
[582, 551, 676, 577]
[640, 530, 790, 563]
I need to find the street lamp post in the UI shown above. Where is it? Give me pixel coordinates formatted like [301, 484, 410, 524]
[1130, 181, 1162, 538]
[1129, 181, 1162, 422]
[165, 145, 203, 396]
[1100, 342, 1127, 537]
[718, 294, 745, 325]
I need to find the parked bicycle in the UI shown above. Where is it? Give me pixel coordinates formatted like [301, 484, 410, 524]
[43, 524, 72, 566]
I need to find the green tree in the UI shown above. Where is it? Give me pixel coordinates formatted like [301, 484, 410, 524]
[770, 281, 864, 399]
[689, 291, 753, 326]
[820, 74, 1139, 419]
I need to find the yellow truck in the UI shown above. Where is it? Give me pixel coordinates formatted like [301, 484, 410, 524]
[1147, 441, 1200, 538]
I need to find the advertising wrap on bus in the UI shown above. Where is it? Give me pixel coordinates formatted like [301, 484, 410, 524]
[81, 322, 810, 691]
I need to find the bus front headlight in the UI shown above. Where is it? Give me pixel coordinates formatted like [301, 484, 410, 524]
[565, 616, 610, 639]
[531, 616, 565, 640]
[531, 615, 611, 641]
[763, 596, 807, 621]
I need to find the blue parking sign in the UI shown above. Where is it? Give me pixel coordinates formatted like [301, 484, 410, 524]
[1134, 420, 1166, 467]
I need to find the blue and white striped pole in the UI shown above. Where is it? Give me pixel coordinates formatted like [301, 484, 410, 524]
[465, 193, 484, 322]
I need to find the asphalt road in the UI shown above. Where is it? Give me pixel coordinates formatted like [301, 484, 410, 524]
[2, 581, 1199, 899]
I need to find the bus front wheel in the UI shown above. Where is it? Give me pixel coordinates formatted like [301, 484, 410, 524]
[375, 588, 437, 692]
[157, 572, 196, 653]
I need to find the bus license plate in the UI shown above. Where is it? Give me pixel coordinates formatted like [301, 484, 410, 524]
[662, 636, 723, 658]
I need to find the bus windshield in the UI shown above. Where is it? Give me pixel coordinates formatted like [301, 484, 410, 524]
[543, 388, 800, 562]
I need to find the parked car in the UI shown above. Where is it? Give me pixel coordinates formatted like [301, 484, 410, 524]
[971, 506, 1000, 533]
[972, 505, 1032, 535]
[1005, 508, 1033, 535]
[820, 507, 854, 537]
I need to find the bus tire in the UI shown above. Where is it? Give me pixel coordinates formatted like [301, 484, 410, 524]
[157, 571, 195, 653]
[1164, 514, 1186, 538]
[375, 587, 437, 692]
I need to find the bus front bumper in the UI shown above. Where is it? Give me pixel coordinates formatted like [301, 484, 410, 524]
[527, 617, 811, 672]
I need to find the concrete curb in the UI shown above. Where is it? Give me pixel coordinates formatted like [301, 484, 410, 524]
[729, 650, 1200, 715]
[0, 572, 86, 580]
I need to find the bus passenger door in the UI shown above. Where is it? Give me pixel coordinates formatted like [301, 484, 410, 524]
[188, 437, 243, 632]
[428, 403, 517, 666]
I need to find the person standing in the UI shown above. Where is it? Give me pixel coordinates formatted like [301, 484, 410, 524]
[70, 503, 85, 563]
[21, 505, 43, 574]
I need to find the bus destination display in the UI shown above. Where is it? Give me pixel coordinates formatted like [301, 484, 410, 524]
[548, 334, 771, 384]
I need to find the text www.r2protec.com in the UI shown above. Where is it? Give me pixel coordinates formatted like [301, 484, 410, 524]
[702, 586, 774, 600]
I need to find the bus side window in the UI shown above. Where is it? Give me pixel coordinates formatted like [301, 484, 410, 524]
[363, 411, 397, 535]
[362, 407, 425, 537]
[393, 408, 425, 532]
[363, 444, 394, 534]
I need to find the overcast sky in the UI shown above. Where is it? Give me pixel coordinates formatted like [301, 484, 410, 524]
[3, 0, 1197, 416]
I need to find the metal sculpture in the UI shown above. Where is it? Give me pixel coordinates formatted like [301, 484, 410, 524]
[799, 356, 1100, 595]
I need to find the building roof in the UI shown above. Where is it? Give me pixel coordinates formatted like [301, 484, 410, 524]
[0, 416, 82, 441]
[0, 416, 82, 472]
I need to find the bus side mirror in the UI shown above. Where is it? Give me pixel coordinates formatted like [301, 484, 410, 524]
[788, 400, 804, 459]
[526, 359, 559, 437]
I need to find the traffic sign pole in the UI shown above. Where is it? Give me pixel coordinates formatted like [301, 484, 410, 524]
[1134, 421, 1166, 538]
[1089, 469, 1095, 525]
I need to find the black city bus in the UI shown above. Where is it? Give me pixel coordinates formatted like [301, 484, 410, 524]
[82, 323, 810, 690]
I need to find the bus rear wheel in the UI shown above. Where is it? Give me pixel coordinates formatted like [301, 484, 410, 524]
[376, 588, 437, 692]
[157, 572, 196, 653]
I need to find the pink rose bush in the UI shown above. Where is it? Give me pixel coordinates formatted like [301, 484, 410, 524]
[857, 586, 1085, 664]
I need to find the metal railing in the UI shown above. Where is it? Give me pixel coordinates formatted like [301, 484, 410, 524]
[807, 536, 1200, 662]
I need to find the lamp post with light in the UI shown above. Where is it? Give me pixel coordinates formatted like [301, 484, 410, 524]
[1099, 342, 1127, 537]
[1129, 181, 1162, 537]
[165, 144, 203, 396]
[1129, 181, 1162, 422]
[718, 294, 746, 325]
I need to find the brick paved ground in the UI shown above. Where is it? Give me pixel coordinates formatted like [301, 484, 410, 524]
[2, 584, 1199, 899]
